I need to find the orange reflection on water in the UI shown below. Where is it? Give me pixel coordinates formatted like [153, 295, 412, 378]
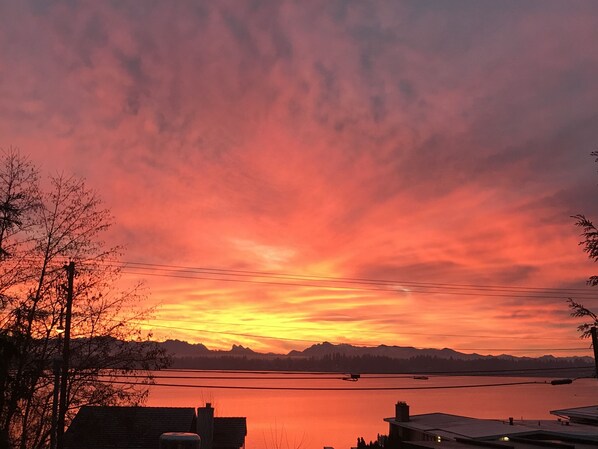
[144, 372, 598, 449]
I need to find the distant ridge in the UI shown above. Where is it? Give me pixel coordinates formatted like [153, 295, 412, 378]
[160, 339, 210, 357]
[158, 339, 594, 375]
[287, 341, 486, 360]
[230, 344, 256, 355]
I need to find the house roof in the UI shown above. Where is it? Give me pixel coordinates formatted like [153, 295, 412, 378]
[65, 406, 248, 449]
[551, 406, 598, 424]
[385, 410, 598, 442]
[402, 438, 598, 449]
[213, 417, 247, 449]
[384, 413, 536, 440]
[64, 406, 196, 449]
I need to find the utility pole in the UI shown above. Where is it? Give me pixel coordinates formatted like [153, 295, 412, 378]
[56, 262, 74, 449]
[50, 358, 61, 449]
[591, 326, 598, 380]
[51, 309, 64, 449]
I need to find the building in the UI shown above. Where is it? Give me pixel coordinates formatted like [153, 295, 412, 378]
[384, 402, 598, 448]
[552, 405, 598, 425]
[64, 403, 246, 449]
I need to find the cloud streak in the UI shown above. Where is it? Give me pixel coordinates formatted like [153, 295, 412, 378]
[1, 0, 598, 355]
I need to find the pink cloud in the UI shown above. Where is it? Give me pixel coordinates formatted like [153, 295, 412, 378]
[1, 1, 598, 355]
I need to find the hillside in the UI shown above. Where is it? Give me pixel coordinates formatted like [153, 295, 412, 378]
[158, 340, 594, 375]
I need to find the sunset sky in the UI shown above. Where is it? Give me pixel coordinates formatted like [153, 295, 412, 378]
[2, 0, 598, 356]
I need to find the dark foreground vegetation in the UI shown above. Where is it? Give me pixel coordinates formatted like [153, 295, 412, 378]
[0, 151, 168, 449]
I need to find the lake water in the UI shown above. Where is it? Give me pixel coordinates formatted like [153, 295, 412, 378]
[144, 371, 598, 449]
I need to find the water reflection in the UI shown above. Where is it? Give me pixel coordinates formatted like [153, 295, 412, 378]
[143, 372, 598, 449]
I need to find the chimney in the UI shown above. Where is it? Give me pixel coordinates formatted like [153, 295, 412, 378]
[395, 402, 410, 422]
[197, 403, 214, 449]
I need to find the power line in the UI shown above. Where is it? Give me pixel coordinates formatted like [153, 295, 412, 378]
[115, 260, 598, 296]
[41, 365, 595, 380]
[159, 369, 336, 374]
[100, 374, 348, 380]
[19, 256, 598, 299]
[131, 320, 326, 344]
[97, 379, 552, 391]
[28, 255, 591, 296]
[120, 270, 401, 294]
[158, 365, 594, 380]
[86, 258, 595, 353]
[120, 269, 597, 300]
[98, 365, 594, 379]
[82, 258, 598, 300]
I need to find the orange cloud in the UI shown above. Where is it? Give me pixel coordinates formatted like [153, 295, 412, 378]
[1, 1, 598, 356]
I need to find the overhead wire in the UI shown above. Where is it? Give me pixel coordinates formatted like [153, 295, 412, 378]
[77, 258, 596, 353]
[97, 365, 594, 379]
[95, 378, 556, 391]
[128, 320, 326, 344]
[114, 260, 598, 296]
[26, 255, 598, 298]
[155, 366, 593, 375]
[99, 374, 350, 380]
[118, 268, 598, 300]
[76, 258, 598, 300]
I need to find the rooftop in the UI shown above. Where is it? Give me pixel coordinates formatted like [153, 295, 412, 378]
[385, 412, 598, 442]
[402, 437, 598, 449]
[64, 406, 196, 449]
[551, 406, 598, 424]
[385, 413, 535, 440]
[65, 406, 247, 449]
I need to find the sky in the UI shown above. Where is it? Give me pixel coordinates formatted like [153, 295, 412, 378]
[2, 0, 598, 356]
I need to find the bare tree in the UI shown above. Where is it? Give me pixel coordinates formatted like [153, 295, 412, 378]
[0, 151, 169, 449]
[0, 150, 40, 309]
